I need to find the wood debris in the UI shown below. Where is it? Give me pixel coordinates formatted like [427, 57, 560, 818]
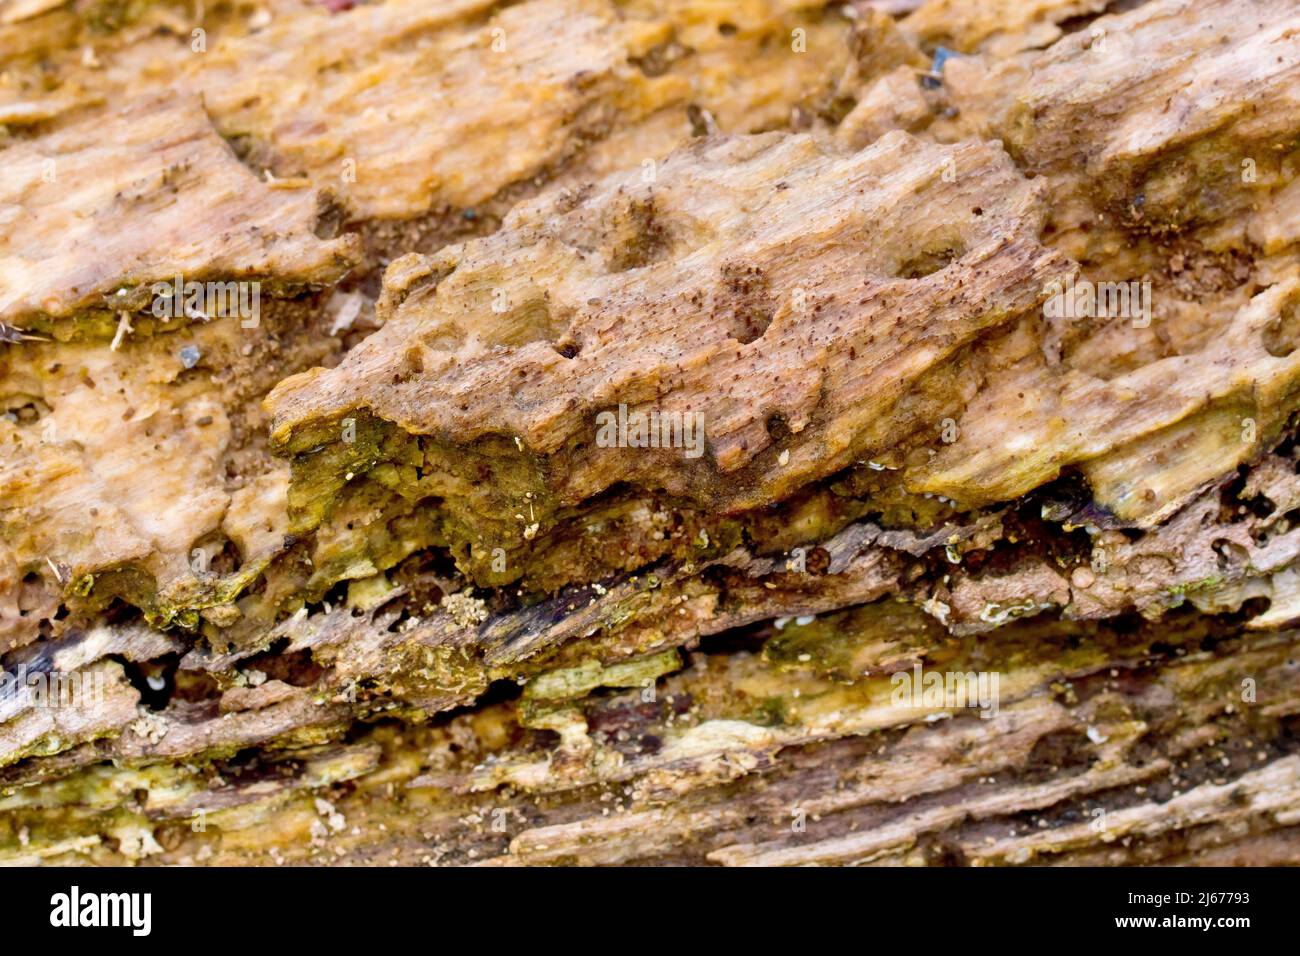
[0, 0, 1298, 867]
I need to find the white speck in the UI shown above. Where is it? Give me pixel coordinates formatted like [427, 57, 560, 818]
[328, 291, 365, 335]
[45, 556, 66, 584]
[110, 311, 133, 351]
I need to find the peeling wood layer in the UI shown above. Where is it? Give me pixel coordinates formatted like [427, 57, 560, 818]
[0, 0, 1298, 866]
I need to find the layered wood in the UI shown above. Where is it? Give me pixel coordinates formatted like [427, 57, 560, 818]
[908, 0, 1300, 522]
[0, 298, 340, 653]
[1, 605, 1296, 866]
[3, 0, 858, 256]
[265, 129, 1066, 593]
[0, 0, 866, 652]
[0, 94, 356, 334]
[1, 0, 1299, 866]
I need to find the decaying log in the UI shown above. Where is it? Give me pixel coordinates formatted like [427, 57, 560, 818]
[0, 0, 1298, 867]
[1, 605, 1297, 866]
[265, 129, 1066, 592]
[0, 94, 357, 334]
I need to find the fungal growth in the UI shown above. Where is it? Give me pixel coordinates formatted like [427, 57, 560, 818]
[0, 0, 1297, 868]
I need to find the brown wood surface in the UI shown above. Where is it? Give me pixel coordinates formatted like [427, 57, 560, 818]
[0, 0, 1297, 865]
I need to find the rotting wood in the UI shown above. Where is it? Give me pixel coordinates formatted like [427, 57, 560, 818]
[0, 0, 1298, 866]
